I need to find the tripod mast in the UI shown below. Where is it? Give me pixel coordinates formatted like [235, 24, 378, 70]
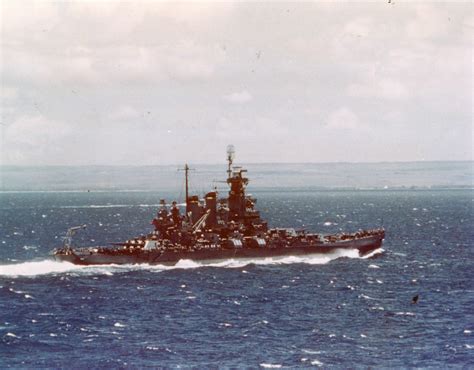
[184, 163, 189, 214]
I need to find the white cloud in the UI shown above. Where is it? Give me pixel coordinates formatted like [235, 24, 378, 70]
[1, 115, 72, 164]
[0, 87, 19, 100]
[0, 1, 471, 164]
[163, 41, 224, 81]
[344, 17, 372, 37]
[5, 115, 70, 146]
[216, 116, 287, 139]
[223, 90, 253, 104]
[347, 79, 409, 100]
[106, 106, 141, 122]
[1, 1, 229, 87]
[326, 107, 360, 130]
[405, 5, 449, 41]
[2, 40, 226, 87]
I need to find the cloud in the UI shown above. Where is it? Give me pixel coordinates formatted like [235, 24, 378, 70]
[223, 90, 253, 104]
[343, 17, 372, 37]
[216, 115, 288, 139]
[5, 115, 70, 146]
[0, 87, 19, 100]
[106, 106, 141, 122]
[326, 107, 360, 130]
[1, 115, 72, 164]
[405, 5, 450, 41]
[346, 79, 409, 100]
[0, 2, 471, 164]
[1, 2, 228, 87]
[2, 41, 226, 87]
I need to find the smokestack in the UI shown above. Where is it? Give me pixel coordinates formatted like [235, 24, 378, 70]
[205, 192, 217, 226]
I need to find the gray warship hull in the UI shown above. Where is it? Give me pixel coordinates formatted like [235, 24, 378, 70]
[53, 233, 383, 266]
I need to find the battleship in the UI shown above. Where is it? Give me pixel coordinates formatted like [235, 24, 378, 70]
[53, 146, 385, 265]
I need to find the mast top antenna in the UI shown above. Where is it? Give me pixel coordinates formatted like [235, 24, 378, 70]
[227, 145, 235, 179]
[227, 144, 235, 160]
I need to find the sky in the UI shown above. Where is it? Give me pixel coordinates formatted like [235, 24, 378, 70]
[0, 0, 472, 165]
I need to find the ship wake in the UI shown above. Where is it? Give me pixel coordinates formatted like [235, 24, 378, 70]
[0, 248, 384, 277]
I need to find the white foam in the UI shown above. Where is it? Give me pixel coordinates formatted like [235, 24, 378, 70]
[393, 252, 407, 257]
[58, 204, 162, 209]
[311, 359, 323, 366]
[9, 288, 25, 294]
[0, 260, 87, 277]
[360, 248, 384, 259]
[169, 249, 360, 269]
[0, 248, 374, 277]
[359, 294, 376, 300]
[370, 306, 385, 311]
[395, 312, 415, 316]
[0, 260, 159, 277]
[260, 364, 282, 369]
[57, 203, 184, 209]
[302, 349, 321, 354]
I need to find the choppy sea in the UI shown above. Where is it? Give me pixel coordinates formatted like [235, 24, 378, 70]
[0, 162, 473, 368]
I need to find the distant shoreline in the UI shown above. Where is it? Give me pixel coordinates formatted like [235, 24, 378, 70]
[1, 162, 472, 192]
[0, 187, 472, 195]
[0, 160, 472, 168]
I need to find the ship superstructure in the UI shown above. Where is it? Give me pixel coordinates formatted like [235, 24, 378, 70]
[53, 146, 385, 265]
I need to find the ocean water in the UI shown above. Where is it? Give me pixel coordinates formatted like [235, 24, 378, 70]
[0, 163, 473, 368]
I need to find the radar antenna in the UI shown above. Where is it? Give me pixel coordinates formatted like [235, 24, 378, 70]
[227, 144, 235, 179]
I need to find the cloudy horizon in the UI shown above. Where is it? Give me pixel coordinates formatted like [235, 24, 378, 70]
[1, 1, 472, 166]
